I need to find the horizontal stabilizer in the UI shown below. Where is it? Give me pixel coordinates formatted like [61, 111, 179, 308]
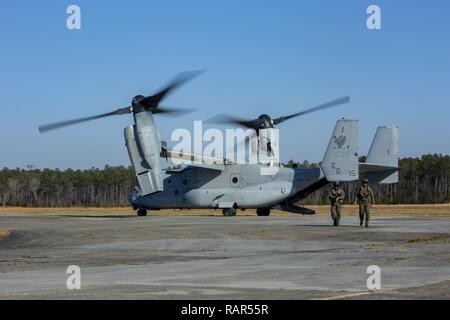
[360, 163, 398, 184]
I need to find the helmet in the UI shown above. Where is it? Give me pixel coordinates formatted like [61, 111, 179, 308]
[333, 182, 340, 188]
[362, 178, 369, 184]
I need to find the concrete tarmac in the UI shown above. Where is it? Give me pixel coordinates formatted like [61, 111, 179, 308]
[0, 214, 449, 299]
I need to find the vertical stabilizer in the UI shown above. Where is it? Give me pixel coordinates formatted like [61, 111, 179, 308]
[321, 119, 359, 182]
[366, 126, 399, 167]
[361, 126, 399, 184]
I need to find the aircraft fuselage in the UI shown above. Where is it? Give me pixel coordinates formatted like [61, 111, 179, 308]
[130, 164, 323, 210]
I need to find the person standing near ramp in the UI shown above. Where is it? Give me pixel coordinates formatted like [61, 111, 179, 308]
[357, 179, 375, 228]
[329, 182, 345, 227]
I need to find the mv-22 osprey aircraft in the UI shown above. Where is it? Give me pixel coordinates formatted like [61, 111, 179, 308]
[39, 72, 399, 217]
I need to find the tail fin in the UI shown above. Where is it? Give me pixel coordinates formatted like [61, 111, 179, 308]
[321, 119, 359, 182]
[360, 126, 399, 184]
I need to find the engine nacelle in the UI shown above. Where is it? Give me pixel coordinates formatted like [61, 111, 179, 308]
[255, 128, 280, 166]
[124, 112, 163, 196]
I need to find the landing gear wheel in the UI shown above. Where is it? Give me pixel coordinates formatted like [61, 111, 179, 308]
[257, 208, 271, 216]
[137, 209, 147, 217]
[222, 208, 236, 217]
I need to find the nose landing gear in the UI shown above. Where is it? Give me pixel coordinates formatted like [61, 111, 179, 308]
[222, 208, 237, 216]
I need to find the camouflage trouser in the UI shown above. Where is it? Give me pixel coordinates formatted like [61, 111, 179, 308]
[359, 204, 370, 226]
[331, 203, 342, 226]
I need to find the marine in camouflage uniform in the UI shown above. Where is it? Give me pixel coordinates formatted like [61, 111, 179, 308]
[357, 178, 375, 228]
[329, 182, 345, 227]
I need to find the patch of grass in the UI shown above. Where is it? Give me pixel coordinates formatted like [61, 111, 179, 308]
[0, 204, 449, 217]
[308, 204, 450, 216]
[406, 235, 449, 244]
[0, 228, 10, 239]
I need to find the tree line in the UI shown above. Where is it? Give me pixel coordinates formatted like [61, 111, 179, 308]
[288, 154, 450, 205]
[0, 166, 135, 207]
[0, 154, 449, 207]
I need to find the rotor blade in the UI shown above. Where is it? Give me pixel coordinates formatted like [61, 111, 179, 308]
[140, 70, 204, 109]
[153, 106, 197, 117]
[38, 106, 132, 133]
[273, 96, 350, 125]
[205, 113, 261, 130]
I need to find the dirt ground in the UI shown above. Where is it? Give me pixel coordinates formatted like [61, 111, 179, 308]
[0, 204, 449, 217]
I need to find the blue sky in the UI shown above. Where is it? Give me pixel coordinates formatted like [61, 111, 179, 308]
[0, 0, 449, 169]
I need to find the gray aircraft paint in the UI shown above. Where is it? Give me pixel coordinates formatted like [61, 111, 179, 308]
[129, 164, 323, 210]
[126, 112, 164, 195]
[321, 119, 359, 182]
